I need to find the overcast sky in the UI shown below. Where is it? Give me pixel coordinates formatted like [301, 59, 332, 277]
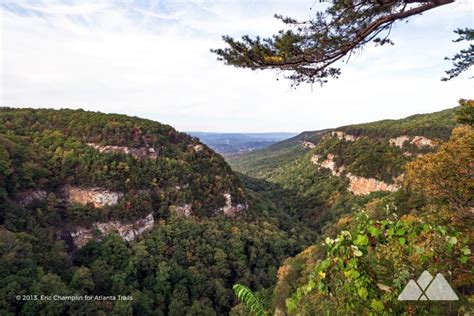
[1, 0, 473, 132]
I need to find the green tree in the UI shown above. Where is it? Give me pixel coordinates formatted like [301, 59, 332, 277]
[212, 0, 471, 86]
[456, 99, 474, 126]
[71, 267, 95, 292]
[405, 124, 474, 211]
[442, 28, 474, 81]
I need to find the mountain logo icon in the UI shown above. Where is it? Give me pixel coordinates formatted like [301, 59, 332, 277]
[398, 271, 458, 301]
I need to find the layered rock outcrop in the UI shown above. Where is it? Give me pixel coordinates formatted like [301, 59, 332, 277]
[389, 135, 437, 148]
[311, 154, 344, 176]
[346, 174, 400, 196]
[174, 203, 193, 217]
[331, 131, 358, 141]
[389, 135, 410, 148]
[311, 153, 402, 195]
[70, 213, 154, 248]
[193, 144, 204, 152]
[18, 189, 48, 207]
[87, 143, 157, 160]
[219, 193, 247, 217]
[302, 141, 316, 149]
[172, 194, 246, 218]
[64, 186, 123, 208]
[410, 136, 436, 147]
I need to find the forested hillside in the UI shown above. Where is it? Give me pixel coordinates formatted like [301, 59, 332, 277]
[0, 108, 315, 315]
[1, 104, 472, 315]
[227, 130, 330, 178]
[228, 107, 458, 231]
[228, 107, 456, 178]
[230, 101, 473, 315]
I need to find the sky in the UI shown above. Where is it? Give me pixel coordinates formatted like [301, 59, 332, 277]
[1, 0, 473, 133]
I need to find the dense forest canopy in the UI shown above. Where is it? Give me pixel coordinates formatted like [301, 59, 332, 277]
[212, 0, 473, 86]
[0, 102, 472, 314]
[0, 107, 321, 314]
[229, 101, 473, 315]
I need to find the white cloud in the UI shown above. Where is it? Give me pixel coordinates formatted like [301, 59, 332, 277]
[1, 0, 473, 132]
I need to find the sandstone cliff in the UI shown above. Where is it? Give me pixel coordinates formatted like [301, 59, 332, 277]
[172, 193, 247, 218]
[389, 135, 437, 148]
[18, 189, 48, 207]
[87, 143, 158, 160]
[312, 153, 402, 195]
[302, 141, 316, 149]
[346, 173, 400, 196]
[64, 186, 123, 208]
[331, 131, 358, 141]
[70, 213, 154, 248]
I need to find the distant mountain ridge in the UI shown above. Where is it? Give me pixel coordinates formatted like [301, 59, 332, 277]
[227, 107, 456, 179]
[188, 131, 298, 156]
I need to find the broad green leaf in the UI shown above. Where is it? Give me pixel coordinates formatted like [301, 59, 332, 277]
[320, 259, 331, 270]
[368, 226, 379, 237]
[387, 228, 394, 237]
[399, 237, 406, 245]
[371, 299, 384, 312]
[395, 228, 406, 236]
[233, 284, 266, 316]
[354, 235, 368, 246]
[448, 236, 458, 245]
[358, 287, 368, 300]
[462, 247, 471, 255]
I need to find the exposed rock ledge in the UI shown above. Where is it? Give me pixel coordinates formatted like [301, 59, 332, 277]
[65, 186, 123, 208]
[70, 213, 154, 248]
[346, 174, 400, 196]
[331, 131, 358, 142]
[410, 136, 436, 147]
[173, 194, 247, 218]
[302, 141, 316, 149]
[389, 135, 436, 148]
[311, 153, 402, 195]
[18, 189, 48, 207]
[311, 153, 344, 176]
[219, 193, 247, 217]
[17, 187, 122, 208]
[389, 135, 410, 148]
[87, 143, 157, 160]
[174, 203, 193, 217]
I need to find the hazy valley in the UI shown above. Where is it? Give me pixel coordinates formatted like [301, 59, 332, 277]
[187, 132, 297, 157]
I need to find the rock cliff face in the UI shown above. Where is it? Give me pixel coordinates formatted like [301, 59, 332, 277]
[172, 194, 246, 218]
[410, 136, 436, 147]
[192, 144, 204, 152]
[389, 135, 437, 148]
[87, 143, 158, 160]
[331, 131, 358, 141]
[389, 135, 410, 148]
[219, 193, 247, 217]
[18, 189, 48, 207]
[174, 204, 193, 217]
[311, 154, 344, 176]
[65, 186, 123, 208]
[70, 213, 154, 248]
[346, 174, 400, 196]
[302, 141, 316, 149]
[311, 153, 402, 195]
